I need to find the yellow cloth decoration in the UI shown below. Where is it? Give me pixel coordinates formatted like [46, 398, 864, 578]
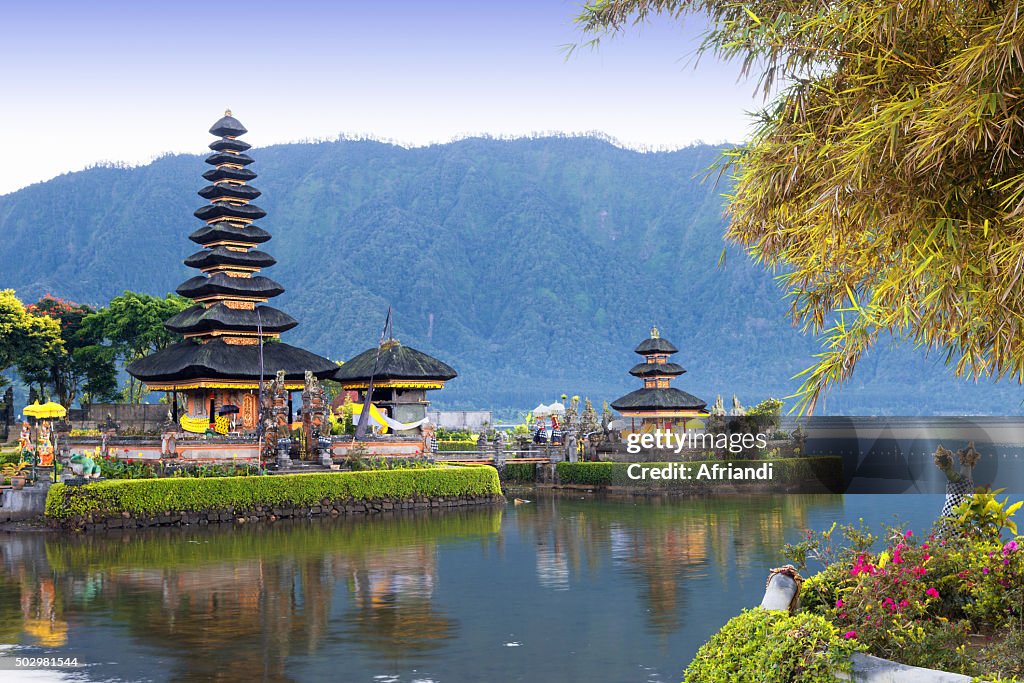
[178, 415, 228, 434]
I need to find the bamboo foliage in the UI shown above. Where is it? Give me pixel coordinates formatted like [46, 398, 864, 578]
[577, 0, 1024, 412]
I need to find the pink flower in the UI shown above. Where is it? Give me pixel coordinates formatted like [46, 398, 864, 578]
[893, 543, 905, 564]
[843, 631, 858, 639]
[912, 566, 927, 577]
[1003, 540, 1019, 555]
[982, 567, 991, 575]
[925, 587, 940, 599]
[851, 554, 876, 577]
[836, 599, 844, 608]
[904, 530, 913, 539]
[921, 543, 930, 550]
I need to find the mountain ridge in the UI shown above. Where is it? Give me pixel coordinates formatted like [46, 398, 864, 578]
[1, 135, 1019, 414]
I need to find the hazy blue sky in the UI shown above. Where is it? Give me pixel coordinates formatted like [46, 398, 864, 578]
[0, 1, 762, 195]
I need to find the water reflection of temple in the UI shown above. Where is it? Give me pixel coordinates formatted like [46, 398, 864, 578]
[345, 546, 455, 654]
[514, 495, 838, 633]
[0, 513, 508, 682]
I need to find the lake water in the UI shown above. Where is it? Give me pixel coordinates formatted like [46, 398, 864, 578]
[0, 493, 955, 683]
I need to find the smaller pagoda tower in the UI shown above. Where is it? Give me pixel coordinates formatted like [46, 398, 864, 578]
[611, 327, 707, 432]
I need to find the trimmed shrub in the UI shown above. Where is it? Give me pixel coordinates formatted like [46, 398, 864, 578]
[683, 608, 861, 682]
[556, 462, 618, 486]
[0, 451, 22, 466]
[503, 462, 537, 483]
[45, 467, 502, 520]
[437, 440, 477, 452]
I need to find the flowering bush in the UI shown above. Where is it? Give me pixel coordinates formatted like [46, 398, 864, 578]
[786, 493, 1023, 677]
[683, 608, 863, 682]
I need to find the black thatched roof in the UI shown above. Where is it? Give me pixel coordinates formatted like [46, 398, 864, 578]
[209, 113, 248, 137]
[611, 388, 706, 411]
[194, 202, 267, 222]
[205, 151, 255, 167]
[184, 247, 276, 270]
[635, 337, 679, 355]
[628, 362, 686, 378]
[209, 138, 251, 152]
[127, 339, 335, 383]
[198, 184, 261, 202]
[189, 223, 271, 246]
[202, 166, 257, 183]
[164, 304, 297, 335]
[333, 342, 457, 383]
[176, 273, 284, 300]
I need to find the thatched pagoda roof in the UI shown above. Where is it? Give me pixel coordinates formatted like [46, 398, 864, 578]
[333, 341, 457, 384]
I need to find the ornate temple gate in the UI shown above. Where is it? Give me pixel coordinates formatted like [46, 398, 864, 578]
[301, 371, 332, 465]
[260, 370, 332, 467]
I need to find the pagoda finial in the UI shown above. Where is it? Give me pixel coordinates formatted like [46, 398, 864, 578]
[225, 108, 232, 117]
[650, 325, 660, 339]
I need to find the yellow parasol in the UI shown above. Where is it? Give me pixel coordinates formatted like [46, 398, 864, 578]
[23, 401, 67, 419]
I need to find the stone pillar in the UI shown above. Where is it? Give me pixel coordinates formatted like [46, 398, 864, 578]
[493, 435, 506, 468]
[565, 430, 578, 463]
[100, 414, 119, 458]
[318, 437, 333, 467]
[276, 437, 293, 469]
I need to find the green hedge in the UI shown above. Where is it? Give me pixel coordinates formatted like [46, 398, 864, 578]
[684, 608, 861, 682]
[45, 467, 502, 520]
[437, 440, 478, 452]
[502, 462, 538, 483]
[556, 458, 842, 491]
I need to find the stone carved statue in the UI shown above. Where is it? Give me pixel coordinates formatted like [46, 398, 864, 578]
[422, 423, 436, 455]
[261, 370, 293, 468]
[18, 421, 32, 458]
[565, 431, 578, 463]
[302, 370, 333, 466]
[711, 395, 726, 417]
[68, 453, 102, 479]
[730, 394, 745, 417]
[36, 421, 54, 467]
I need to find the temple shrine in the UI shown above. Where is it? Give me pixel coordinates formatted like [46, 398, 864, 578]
[126, 112, 336, 434]
[611, 327, 707, 432]
[333, 336, 457, 434]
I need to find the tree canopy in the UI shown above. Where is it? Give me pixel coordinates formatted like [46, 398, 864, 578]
[576, 0, 1024, 412]
[0, 289, 62, 395]
[83, 292, 190, 403]
[19, 295, 118, 407]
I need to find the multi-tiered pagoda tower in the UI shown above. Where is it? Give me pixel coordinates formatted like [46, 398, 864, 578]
[128, 112, 335, 432]
[611, 327, 707, 432]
